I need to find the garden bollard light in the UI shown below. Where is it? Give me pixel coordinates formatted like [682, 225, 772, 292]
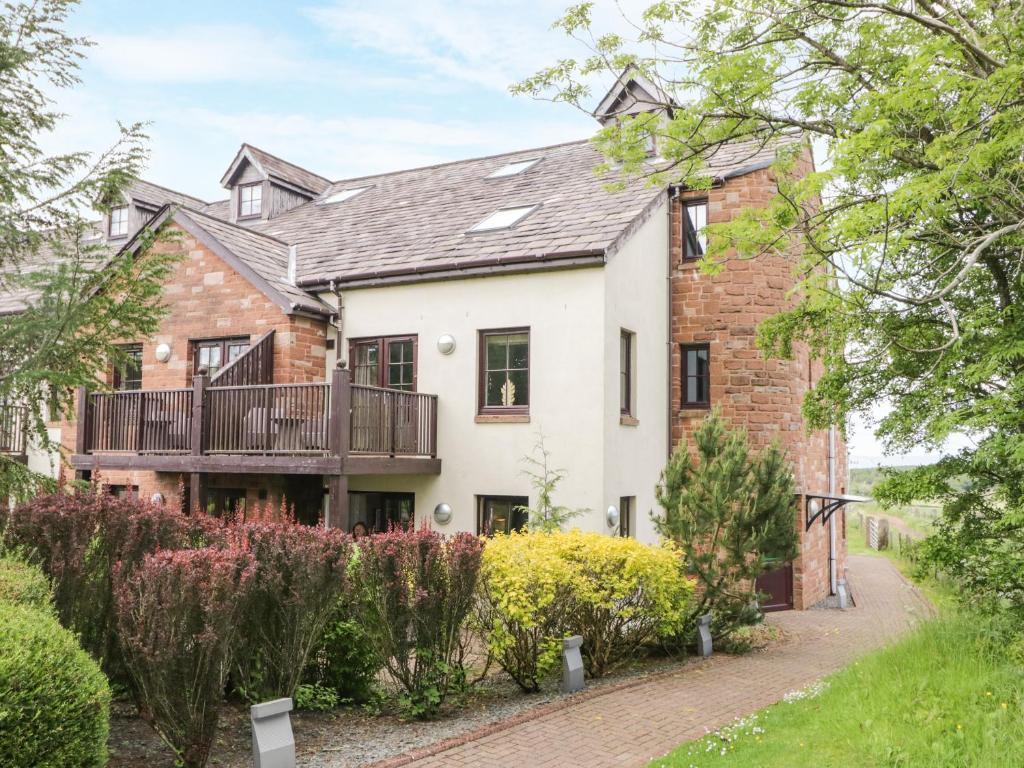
[251, 697, 295, 768]
[697, 614, 713, 657]
[561, 635, 585, 693]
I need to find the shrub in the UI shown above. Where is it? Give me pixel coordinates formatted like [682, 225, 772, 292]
[478, 531, 694, 686]
[115, 547, 254, 768]
[655, 409, 797, 642]
[556, 531, 694, 677]
[231, 521, 352, 701]
[293, 683, 340, 712]
[0, 552, 53, 612]
[1, 487, 224, 674]
[353, 527, 484, 719]
[476, 532, 574, 691]
[304, 602, 382, 704]
[0, 601, 111, 768]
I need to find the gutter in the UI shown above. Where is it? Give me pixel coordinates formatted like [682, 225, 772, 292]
[298, 249, 606, 291]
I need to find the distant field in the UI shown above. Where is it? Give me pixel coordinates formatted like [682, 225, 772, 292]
[847, 466, 941, 536]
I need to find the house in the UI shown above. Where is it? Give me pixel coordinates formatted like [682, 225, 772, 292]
[7, 72, 849, 610]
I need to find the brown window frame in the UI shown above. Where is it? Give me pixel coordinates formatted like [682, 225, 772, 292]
[238, 182, 263, 219]
[477, 495, 529, 536]
[348, 335, 418, 391]
[681, 199, 708, 261]
[113, 343, 143, 391]
[478, 327, 530, 415]
[620, 329, 634, 416]
[192, 336, 251, 378]
[619, 496, 634, 538]
[109, 206, 129, 238]
[681, 343, 711, 409]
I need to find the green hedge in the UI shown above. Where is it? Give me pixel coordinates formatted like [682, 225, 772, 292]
[0, 601, 111, 768]
[0, 553, 53, 613]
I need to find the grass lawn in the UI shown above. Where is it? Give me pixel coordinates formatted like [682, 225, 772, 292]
[650, 608, 1024, 767]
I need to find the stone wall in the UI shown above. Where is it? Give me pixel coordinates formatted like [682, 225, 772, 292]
[669, 153, 848, 609]
[57, 223, 330, 509]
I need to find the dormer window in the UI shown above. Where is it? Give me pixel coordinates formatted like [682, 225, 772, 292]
[109, 206, 129, 238]
[238, 183, 262, 219]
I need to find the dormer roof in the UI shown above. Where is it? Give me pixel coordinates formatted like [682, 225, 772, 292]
[593, 64, 677, 125]
[220, 144, 331, 196]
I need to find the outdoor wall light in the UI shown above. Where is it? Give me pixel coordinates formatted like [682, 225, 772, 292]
[150, 492, 165, 505]
[437, 334, 456, 355]
[155, 343, 171, 363]
[807, 497, 822, 518]
[433, 502, 453, 525]
[606, 505, 620, 529]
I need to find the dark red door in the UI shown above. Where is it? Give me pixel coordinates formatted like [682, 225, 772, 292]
[756, 561, 794, 612]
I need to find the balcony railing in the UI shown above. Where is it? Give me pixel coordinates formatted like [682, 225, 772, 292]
[78, 371, 438, 461]
[0, 404, 28, 456]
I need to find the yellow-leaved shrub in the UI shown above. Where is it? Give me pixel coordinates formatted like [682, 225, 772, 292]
[477, 530, 693, 690]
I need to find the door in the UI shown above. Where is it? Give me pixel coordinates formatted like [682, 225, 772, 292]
[756, 559, 794, 612]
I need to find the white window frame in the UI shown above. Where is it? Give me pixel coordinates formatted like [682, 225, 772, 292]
[469, 204, 540, 233]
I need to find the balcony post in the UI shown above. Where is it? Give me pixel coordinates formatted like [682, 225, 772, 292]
[189, 371, 209, 514]
[327, 362, 351, 531]
[74, 386, 89, 456]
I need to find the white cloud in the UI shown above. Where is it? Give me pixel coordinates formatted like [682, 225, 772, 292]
[305, 0, 653, 93]
[175, 107, 589, 184]
[88, 25, 314, 83]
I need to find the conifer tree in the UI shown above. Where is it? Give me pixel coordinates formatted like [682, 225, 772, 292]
[655, 410, 796, 638]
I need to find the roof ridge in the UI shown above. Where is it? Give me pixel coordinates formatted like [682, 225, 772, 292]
[241, 143, 332, 184]
[178, 206, 292, 248]
[132, 177, 209, 205]
[325, 137, 593, 187]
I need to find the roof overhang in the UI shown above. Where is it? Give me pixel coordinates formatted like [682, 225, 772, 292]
[298, 249, 606, 292]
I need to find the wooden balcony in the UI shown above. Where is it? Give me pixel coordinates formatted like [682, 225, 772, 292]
[69, 367, 440, 477]
[0, 404, 28, 460]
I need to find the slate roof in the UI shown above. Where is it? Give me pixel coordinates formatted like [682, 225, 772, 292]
[175, 208, 333, 316]
[128, 179, 207, 210]
[236, 134, 798, 288]
[234, 144, 331, 196]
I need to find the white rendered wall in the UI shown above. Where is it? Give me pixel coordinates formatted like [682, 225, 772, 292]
[323, 266, 609, 535]
[601, 200, 671, 543]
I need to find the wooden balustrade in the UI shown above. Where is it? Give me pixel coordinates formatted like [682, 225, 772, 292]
[205, 382, 330, 455]
[79, 374, 436, 461]
[88, 390, 193, 453]
[210, 329, 274, 387]
[0, 404, 28, 456]
[350, 385, 437, 457]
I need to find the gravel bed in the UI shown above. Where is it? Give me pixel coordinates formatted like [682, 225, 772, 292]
[107, 655, 692, 768]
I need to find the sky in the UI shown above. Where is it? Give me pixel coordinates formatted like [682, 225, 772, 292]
[45, 0, 957, 468]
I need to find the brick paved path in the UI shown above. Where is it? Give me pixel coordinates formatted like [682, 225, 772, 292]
[383, 555, 933, 768]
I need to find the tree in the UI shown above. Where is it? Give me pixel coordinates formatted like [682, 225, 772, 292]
[655, 410, 796, 638]
[0, 0, 176, 501]
[516, 432, 587, 532]
[520, 2, 1024, 622]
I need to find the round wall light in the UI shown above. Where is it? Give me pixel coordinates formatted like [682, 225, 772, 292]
[433, 502, 453, 525]
[437, 334, 456, 355]
[606, 505, 620, 529]
[150, 492, 165, 505]
[155, 343, 171, 363]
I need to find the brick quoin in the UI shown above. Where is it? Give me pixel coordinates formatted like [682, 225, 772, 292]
[670, 150, 848, 609]
[57, 223, 329, 511]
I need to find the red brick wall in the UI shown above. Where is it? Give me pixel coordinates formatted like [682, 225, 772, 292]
[59, 223, 330, 508]
[669, 154, 848, 609]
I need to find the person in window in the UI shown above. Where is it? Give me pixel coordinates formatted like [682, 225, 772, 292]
[351, 521, 369, 539]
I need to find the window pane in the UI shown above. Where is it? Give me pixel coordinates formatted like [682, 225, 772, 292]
[485, 372, 506, 407]
[684, 201, 708, 259]
[486, 336, 508, 370]
[508, 335, 529, 369]
[507, 369, 529, 406]
[227, 343, 249, 362]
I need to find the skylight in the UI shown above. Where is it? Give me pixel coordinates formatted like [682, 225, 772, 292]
[320, 186, 370, 204]
[486, 158, 540, 178]
[469, 205, 539, 232]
